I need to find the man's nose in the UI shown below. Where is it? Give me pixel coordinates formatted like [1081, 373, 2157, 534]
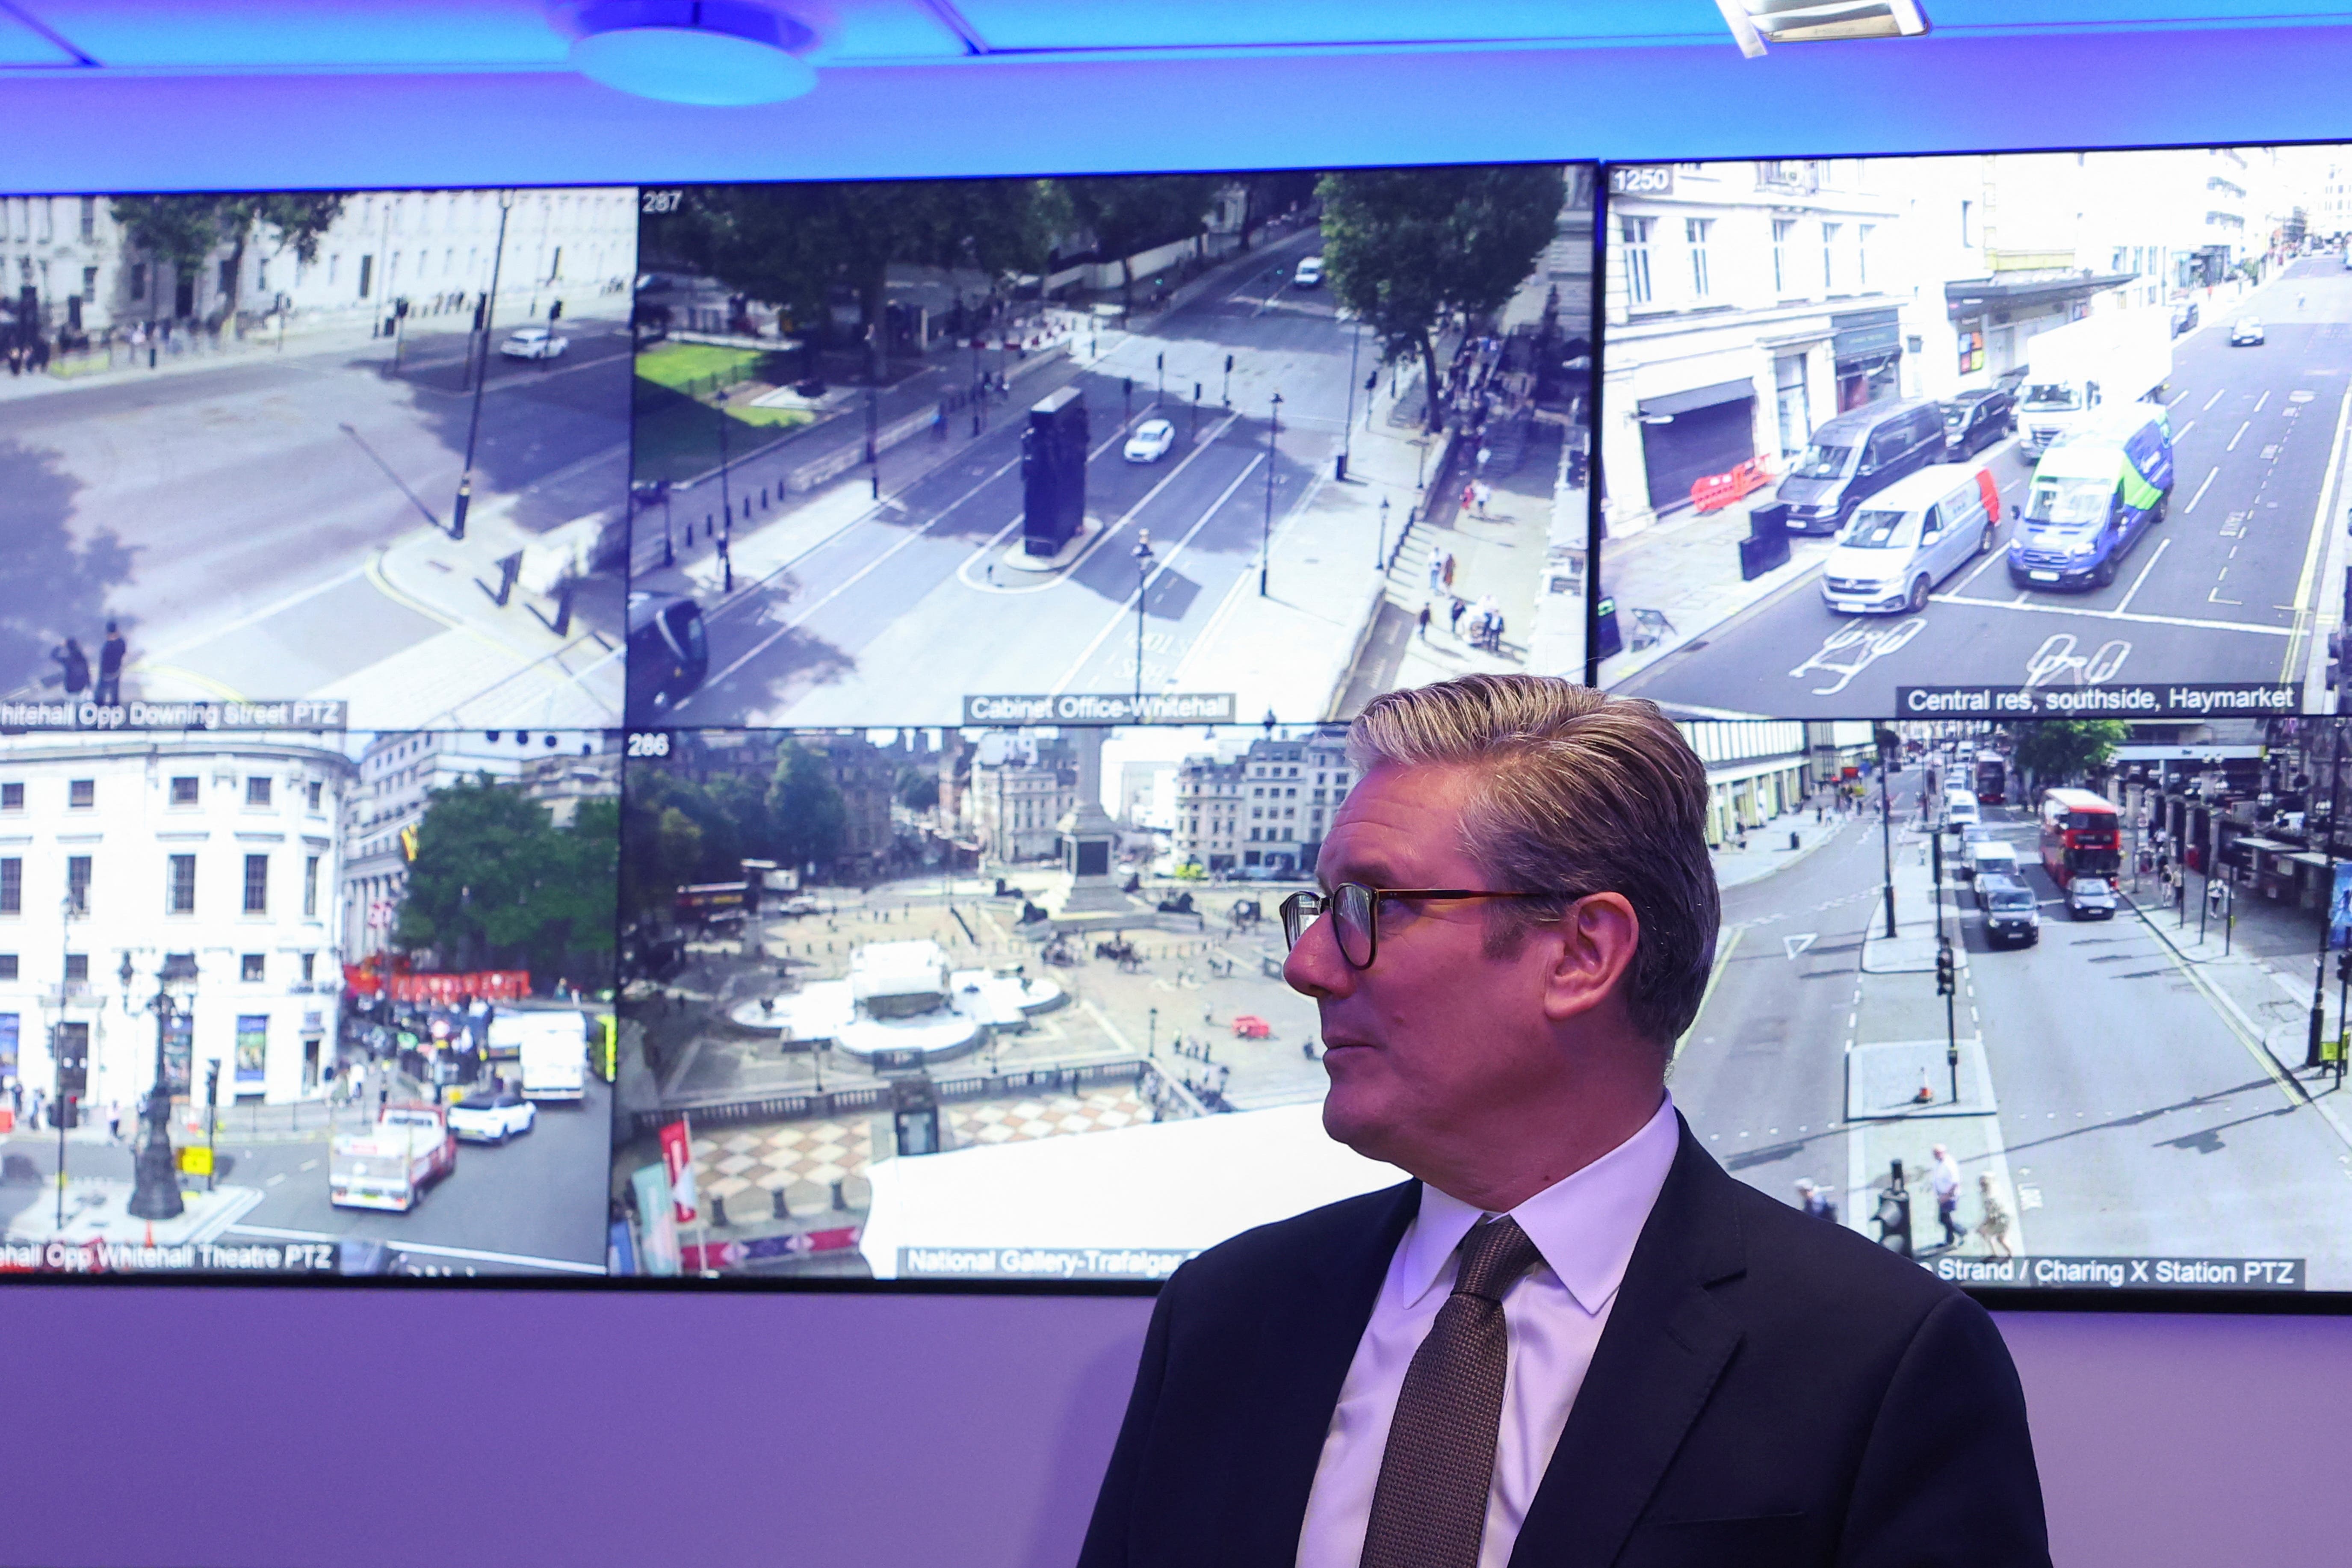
[1282, 909, 1353, 1000]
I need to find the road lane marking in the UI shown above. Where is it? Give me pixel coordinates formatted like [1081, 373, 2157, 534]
[1672, 924, 1742, 1064]
[1784, 933, 1818, 958]
[2185, 466, 2219, 513]
[2175, 419, 2195, 440]
[225, 1223, 606, 1275]
[2228, 422, 2252, 452]
[2203, 389, 2225, 411]
[1046, 450, 1267, 694]
[2256, 391, 2272, 414]
[2113, 538, 2169, 616]
[1930, 593, 2290, 635]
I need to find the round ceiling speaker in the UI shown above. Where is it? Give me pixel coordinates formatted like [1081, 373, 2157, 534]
[563, 1, 824, 105]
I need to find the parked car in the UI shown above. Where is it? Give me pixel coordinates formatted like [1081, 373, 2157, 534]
[2066, 875, 2118, 920]
[499, 326, 569, 360]
[1231, 1014, 1273, 1039]
[1940, 388, 2017, 458]
[1977, 875, 2042, 946]
[2230, 317, 2265, 346]
[1771, 397, 1949, 534]
[1293, 255, 1325, 287]
[1124, 418, 1176, 464]
[2170, 301, 2200, 336]
[1819, 466, 2003, 616]
[447, 1091, 538, 1144]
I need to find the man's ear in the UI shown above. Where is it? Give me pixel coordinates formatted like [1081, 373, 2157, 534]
[1541, 892, 1640, 1025]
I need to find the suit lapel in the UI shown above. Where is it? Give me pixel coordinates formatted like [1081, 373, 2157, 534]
[1510, 1122, 1748, 1568]
[1224, 1179, 1421, 1568]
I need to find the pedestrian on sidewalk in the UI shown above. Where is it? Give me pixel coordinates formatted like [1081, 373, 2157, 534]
[1448, 596, 1466, 637]
[1473, 479, 1492, 518]
[1416, 602, 1431, 639]
[1442, 551, 1457, 589]
[1929, 1144, 1963, 1247]
[1460, 481, 1475, 515]
[1795, 1178, 1838, 1223]
[96, 621, 126, 706]
[1976, 1171, 2014, 1258]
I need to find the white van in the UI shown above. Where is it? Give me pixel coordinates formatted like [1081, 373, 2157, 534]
[1819, 465, 2003, 615]
[1967, 842, 2021, 885]
[1944, 789, 1981, 828]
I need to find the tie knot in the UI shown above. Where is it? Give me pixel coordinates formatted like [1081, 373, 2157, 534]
[1453, 1216, 1541, 1303]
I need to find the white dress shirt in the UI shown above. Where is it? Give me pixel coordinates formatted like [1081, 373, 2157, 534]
[1294, 1093, 1682, 1568]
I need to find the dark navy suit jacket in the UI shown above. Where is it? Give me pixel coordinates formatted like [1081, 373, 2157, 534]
[1078, 1117, 2050, 1568]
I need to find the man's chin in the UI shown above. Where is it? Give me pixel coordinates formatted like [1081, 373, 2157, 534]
[1319, 1081, 1398, 1163]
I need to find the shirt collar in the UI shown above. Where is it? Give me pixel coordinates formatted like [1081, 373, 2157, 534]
[1396, 1093, 1681, 1316]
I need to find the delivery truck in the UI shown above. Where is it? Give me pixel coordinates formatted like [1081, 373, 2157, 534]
[329, 1102, 457, 1212]
[2015, 311, 2172, 457]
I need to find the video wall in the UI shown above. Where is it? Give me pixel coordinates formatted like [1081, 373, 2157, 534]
[4, 147, 2350, 1300]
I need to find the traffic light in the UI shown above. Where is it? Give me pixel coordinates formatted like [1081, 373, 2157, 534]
[1875, 1160, 1914, 1257]
[1155, 351, 1164, 371]
[1935, 940, 1957, 997]
[1224, 354, 1235, 374]
[1122, 377, 1133, 398]
[206, 1060, 222, 1107]
[548, 299, 563, 322]
[1365, 370, 1378, 391]
[56, 1095, 77, 1131]
[470, 296, 487, 332]
[394, 297, 409, 319]
[2336, 951, 2352, 985]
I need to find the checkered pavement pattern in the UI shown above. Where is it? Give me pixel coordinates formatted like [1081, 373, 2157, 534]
[688, 1088, 1149, 1204]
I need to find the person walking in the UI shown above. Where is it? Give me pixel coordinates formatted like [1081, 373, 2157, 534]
[1448, 596, 1467, 638]
[1976, 1170, 2015, 1258]
[94, 622, 127, 706]
[1416, 602, 1432, 640]
[1929, 1144, 1963, 1248]
[1795, 1178, 1839, 1223]
[1473, 479, 1493, 519]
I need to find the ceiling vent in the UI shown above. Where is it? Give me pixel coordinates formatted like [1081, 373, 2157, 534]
[556, 2, 833, 104]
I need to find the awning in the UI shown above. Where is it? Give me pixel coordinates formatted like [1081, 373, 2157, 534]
[1638, 378, 1755, 419]
[2284, 851, 2334, 870]
[1944, 271, 2140, 318]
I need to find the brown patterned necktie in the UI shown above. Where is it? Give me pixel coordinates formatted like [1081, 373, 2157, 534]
[1358, 1215, 1545, 1568]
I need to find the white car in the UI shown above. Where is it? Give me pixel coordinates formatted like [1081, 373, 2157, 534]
[446, 1090, 537, 1144]
[1293, 255, 1325, 287]
[1124, 418, 1176, 464]
[2230, 317, 2265, 346]
[499, 327, 569, 360]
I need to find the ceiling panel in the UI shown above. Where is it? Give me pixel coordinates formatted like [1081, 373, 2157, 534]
[946, 0, 1712, 51]
[18, 0, 569, 68]
[0, 3, 84, 62]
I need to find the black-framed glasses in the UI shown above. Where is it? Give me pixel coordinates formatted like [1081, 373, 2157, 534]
[1278, 884, 1573, 971]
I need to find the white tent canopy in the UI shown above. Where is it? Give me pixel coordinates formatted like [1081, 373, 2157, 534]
[859, 1101, 1402, 1281]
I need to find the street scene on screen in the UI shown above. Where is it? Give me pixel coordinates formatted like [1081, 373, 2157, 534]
[1597, 146, 2352, 723]
[0, 727, 617, 1276]
[1674, 716, 2352, 1292]
[612, 724, 1398, 1279]
[622, 166, 1593, 730]
[0, 187, 634, 734]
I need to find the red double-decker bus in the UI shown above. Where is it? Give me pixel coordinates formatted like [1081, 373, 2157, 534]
[2040, 787, 2122, 883]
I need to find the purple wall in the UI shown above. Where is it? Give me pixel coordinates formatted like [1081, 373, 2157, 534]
[0, 1286, 2347, 1566]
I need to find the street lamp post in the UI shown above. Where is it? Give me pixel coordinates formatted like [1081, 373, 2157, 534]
[122, 953, 195, 1223]
[660, 482, 675, 569]
[1339, 317, 1362, 481]
[1377, 496, 1390, 571]
[1132, 528, 1156, 708]
[2311, 719, 2346, 1068]
[1259, 392, 1282, 597]
[1876, 730, 1898, 939]
[715, 385, 735, 595]
[866, 384, 881, 501]
[452, 191, 514, 542]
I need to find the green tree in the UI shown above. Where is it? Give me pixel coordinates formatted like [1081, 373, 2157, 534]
[1059, 175, 1223, 308]
[897, 765, 940, 814]
[1235, 171, 1319, 251]
[395, 777, 616, 984]
[2009, 721, 2127, 789]
[110, 192, 347, 322]
[768, 739, 848, 876]
[656, 179, 1062, 378]
[1316, 166, 1566, 431]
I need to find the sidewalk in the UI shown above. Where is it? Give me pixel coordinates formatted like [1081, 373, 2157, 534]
[1598, 481, 1840, 691]
[1710, 805, 1853, 890]
[2120, 885, 2352, 1149]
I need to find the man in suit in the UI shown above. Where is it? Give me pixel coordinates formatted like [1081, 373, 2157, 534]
[1081, 675, 2047, 1568]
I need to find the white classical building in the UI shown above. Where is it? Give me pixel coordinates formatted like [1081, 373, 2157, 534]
[1169, 730, 1353, 877]
[966, 733, 1078, 865]
[2, 186, 636, 343]
[0, 734, 356, 1116]
[1678, 720, 1879, 845]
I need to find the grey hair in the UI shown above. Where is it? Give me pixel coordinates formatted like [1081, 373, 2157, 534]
[1347, 674, 1719, 1046]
